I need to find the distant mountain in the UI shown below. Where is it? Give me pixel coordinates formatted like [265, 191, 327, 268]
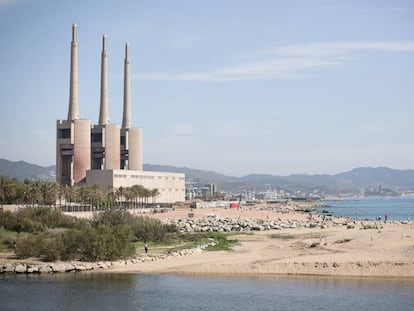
[1, 159, 414, 193]
[0, 159, 55, 181]
[143, 164, 238, 183]
[334, 167, 414, 189]
[145, 164, 414, 193]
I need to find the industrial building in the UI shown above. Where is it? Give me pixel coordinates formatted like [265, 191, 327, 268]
[56, 24, 185, 203]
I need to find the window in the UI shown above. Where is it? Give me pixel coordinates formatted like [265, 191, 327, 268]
[92, 133, 102, 143]
[59, 128, 71, 139]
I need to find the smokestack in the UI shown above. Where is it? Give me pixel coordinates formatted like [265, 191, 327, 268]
[67, 23, 79, 120]
[122, 43, 131, 129]
[98, 34, 109, 125]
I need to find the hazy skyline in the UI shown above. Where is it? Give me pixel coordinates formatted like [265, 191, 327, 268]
[0, 0, 413, 177]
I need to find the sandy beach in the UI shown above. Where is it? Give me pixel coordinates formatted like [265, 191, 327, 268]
[106, 207, 414, 278]
[2, 207, 414, 278]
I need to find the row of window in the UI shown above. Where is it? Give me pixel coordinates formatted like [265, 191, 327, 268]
[114, 174, 128, 178]
[131, 175, 155, 179]
[114, 174, 183, 180]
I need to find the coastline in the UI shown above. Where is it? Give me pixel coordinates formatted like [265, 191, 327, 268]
[2, 207, 414, 278]
[105, 222, 414, 278]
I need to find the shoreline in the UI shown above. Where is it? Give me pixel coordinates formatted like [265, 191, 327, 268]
[2, 207, 414, 278]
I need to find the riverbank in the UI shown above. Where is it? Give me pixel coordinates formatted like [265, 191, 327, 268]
[105, 218, 414, 277]
[2, 207, 414, 278]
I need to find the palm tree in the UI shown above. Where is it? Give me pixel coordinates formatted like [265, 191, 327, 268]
[131, 184, 145, 208]
[89, 184, 103, 210]
[150, 188, 160, 204]
[143, 188, 151, 207]
[40, 182, 59, 206]
[0, 176, 17, 207]
[115, 186, 125, 209]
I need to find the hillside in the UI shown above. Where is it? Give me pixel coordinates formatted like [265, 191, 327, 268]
[1, 159, 414, 193]
[0, 159, 55, 181]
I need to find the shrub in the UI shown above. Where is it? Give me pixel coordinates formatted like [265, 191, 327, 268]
[131, 216, 177, 242]
[93, 209, 134, 227]
[77, 225, 135, 261]
[15, 235, 42, 258]
[40, 236, 66, 261]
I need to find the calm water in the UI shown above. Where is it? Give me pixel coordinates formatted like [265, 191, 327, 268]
[320, 197, 414, 220]
[1, 273, 414, 311]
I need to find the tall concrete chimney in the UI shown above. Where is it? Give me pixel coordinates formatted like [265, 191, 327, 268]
[122, 43, 131, 129]
[67, 23, 79, 120]
[98, 34, 109, 125]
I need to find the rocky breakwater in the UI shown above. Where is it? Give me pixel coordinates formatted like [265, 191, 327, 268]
[0, 240, 217, 274]
[166, 215, 345, 233]
[0, 261, 113, 274]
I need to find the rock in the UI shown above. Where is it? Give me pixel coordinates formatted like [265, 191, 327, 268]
[15, 264, 27, 273]
[39, 265, 52, 273]
[51, 264, 67, 273]
[74, 264, 87, 271]
[112, 261, 126, 267]
[4, 264, 15, 273]
[27, 265, 39, 273]
[333, 262, 340, 268]
[310, 242, 319, 248]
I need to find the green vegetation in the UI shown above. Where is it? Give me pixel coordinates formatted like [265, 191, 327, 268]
[204, 233, 238, 251]
[0, 199, 241, 262]
[0, 175, 161, 210]
[0, 207, 177, 261]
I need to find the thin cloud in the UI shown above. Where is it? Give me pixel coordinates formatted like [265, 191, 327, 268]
[135, 41, 414, 82]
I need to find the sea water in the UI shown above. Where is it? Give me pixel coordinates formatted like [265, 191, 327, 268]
[1, 273, 414, 311]
[320, 197, 414, 221]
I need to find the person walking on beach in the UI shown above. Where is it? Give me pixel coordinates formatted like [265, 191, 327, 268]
[144, 243, 148, 254]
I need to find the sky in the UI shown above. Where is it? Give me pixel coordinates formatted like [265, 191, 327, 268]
[0, 0, 413, 177]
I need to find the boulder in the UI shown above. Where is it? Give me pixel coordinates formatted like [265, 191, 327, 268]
[4, 264, 15, 273]
[27, 265, 39, 273]
[74, 264, 87, 271]
[51, 264, 67, 273]
[38, 265, 52, 273]
[15, 264, 27, 273]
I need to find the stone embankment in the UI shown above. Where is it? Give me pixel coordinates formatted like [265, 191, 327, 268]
[0, 239, 217, 274]
[165, 215, 347, 233]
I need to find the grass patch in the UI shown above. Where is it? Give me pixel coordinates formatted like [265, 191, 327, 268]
[133, 232, 239, 255]
[205, 233, 238, 251]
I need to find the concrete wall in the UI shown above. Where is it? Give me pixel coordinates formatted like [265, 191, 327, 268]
[104, 124, 120, 170]
[86, 169, 185, 203]
[73, 119, 91, 184]
[128, 127, 143, 171]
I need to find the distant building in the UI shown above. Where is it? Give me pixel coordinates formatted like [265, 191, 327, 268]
[56, 24, 184, 203]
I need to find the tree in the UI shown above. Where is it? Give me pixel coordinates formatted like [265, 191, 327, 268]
[150, 188, 160, 204]
[0, 176, 17, 206]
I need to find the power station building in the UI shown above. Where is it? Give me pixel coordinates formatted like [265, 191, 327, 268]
[56, 24, 185, 203]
